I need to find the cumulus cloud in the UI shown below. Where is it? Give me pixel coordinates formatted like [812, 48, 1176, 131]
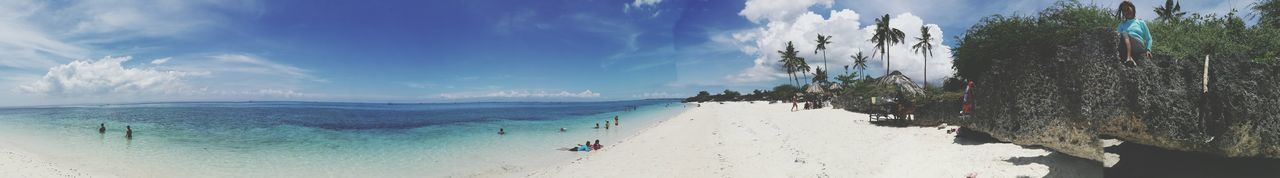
[727, 8, 955, 85]
[739, 0, 833, 23]
[437, 90, 601, 99]
[16, 56, 196, 96]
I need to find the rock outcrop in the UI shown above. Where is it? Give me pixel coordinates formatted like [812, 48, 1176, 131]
[953, 30, 1280, 161]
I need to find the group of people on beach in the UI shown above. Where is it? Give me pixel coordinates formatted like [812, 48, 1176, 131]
[568, 139, 603, 152]
[594, 116, 620, 130]
[98, 123, 134, 139]
[790, 96, 821, 112]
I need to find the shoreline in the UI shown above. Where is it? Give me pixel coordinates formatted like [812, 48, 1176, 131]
[0, 140, 116, 178]
[526, 102, 1101, 177]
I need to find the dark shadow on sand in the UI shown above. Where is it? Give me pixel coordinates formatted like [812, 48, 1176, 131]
[868, 119, 913, 127]
[952, 127, 1005, 145]
[1003, 152, 1103, 178]
[1105, 142, 1280, 178]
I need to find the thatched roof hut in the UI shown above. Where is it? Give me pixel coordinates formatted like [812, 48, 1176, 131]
[876, 71, 924, 97]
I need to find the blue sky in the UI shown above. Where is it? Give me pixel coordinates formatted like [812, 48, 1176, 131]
[0, 0, 1259, 106]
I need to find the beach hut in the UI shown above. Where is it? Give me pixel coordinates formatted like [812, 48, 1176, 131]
[875, 71, 924, 97]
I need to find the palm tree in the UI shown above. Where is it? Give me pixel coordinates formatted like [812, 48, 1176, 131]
[851, 52, 869, 79]
[1154, 0, 1186, 22]
[798, 59, 811, 85]
[814, 34, 833, 71]
[779, 41, 801, 86]
[870, 14, 906, 75]
[912, 26, 935, 88]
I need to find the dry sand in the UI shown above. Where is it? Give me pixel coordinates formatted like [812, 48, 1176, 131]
[526, 102, 1100, 177]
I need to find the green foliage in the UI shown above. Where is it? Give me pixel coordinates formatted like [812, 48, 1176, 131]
[1149, 10, 1280, 62]
[954, 0, 1280, 81]
[1154, 0, 1187, 22]
[1256, 0, 1280, 28]
[812, 67, 829, 84]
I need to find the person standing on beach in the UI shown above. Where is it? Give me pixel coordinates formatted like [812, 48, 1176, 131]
[614, 116, 619, 126]
[791, 96, 799, 112]
[605, 121, 610, 129]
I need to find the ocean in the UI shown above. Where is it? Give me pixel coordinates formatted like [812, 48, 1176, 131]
[0, 99, 685, 177]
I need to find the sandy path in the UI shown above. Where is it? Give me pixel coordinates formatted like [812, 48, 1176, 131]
[527, 102, 1100, 177]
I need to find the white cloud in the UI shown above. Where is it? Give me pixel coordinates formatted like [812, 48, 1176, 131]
[739, 0, 833, 23]
[624, 0, 663, 14]
[437, 90, 601, 99]
[207, 54, 322, 82]
[16, 56, 196, 96]
[632, 92, 678, 98]
[727, 9, 955, 85]
[150, 57, 171, 65]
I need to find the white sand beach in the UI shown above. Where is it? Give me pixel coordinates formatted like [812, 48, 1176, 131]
[0, 141, 115, 178]
[527, 102, 1100, 177]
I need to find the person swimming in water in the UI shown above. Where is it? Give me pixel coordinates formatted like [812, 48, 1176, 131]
[125, 125, 133, 139]
[560, 128, 567, 132]
[594, 123, 600, 129]
[98, 123, 106, 134]
[498, 128, 506, 135]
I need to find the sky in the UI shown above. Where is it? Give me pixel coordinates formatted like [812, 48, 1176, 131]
[0, 0, 1261, 106]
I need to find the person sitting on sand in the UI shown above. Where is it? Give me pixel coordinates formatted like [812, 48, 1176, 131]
[498, 128, 506, 135]
[1116, 0, 1153, 66]
[99, 123, 106, 134]
[125, 125, 133, 139]
[592, 140, 602, 150]
[581, 141, 592, 152]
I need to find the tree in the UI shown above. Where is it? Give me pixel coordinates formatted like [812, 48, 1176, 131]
[815, 34, 833, 71]
[812, 67, 829, 85]
[850, 51, 869, 79]
[1256, 0, 1280, 27]
[912, 26, 935, 88]
[870, 14, 906, 75]
[778, 41, 801, 86]
[798, 58, 811, 85]
[1154, 0, 1187, 22]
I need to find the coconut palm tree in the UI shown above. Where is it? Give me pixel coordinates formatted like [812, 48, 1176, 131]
[1154, 0, 1186, 22]
[851, 51, 869, 79]
[778, 41, 801, 86]
[798, 59, 811, 85]
[814, 34, 833, 71]
[912, 26, 935, 88]
[870, 14, 905, 75]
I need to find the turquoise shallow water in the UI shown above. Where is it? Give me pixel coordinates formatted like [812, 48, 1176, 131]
[0, 99, 685, 177]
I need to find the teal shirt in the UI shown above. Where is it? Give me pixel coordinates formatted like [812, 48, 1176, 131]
[1116, 19, 1153, 50]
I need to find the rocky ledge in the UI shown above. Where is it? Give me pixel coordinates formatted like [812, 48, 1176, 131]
[952, 30, 1280, 161]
